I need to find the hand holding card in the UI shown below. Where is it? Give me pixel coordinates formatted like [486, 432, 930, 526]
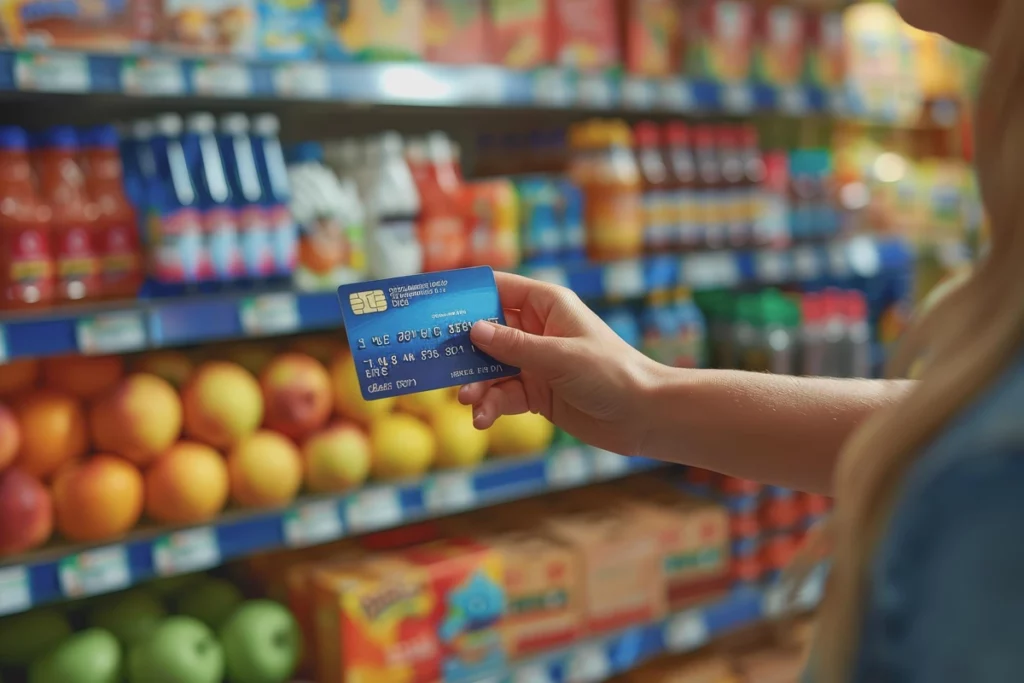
[336, 267, 520, 401]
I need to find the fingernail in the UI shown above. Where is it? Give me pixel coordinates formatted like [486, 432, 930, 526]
[471, 321, 496, 345]
[473, 406, 486, 426]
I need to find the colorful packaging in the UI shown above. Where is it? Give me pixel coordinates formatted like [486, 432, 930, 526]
[489, 0, 551, 68]
[557, 178, 586, 262]
[466, 178, 520, 271]
[517, 176, 562, 266]
[805, 11, 844, 88]
[685, 0, 754, 83]
[752, 4, 805, 87]
[621, 0, 681, 78]
[551, 0, 619, 70]
[256, 0, 325, 59]
[543, 505, 665, 634]
[323, 0, 424, 61]
[14, 0, 157, 51]
[162, 0, 257, 55]
[425, 0, 488, 64]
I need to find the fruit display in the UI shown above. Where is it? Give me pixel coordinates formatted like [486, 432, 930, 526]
[0, 578, 301, 683]
[0, 333, 559, 555]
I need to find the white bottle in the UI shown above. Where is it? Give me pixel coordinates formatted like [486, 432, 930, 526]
[360, 132, 422, 279]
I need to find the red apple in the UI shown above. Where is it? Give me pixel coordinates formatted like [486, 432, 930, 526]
[0, 467, 53, 555]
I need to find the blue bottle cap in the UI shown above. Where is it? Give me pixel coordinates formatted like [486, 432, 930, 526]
[80, 124, 120, 148]
[0, 126, 28, 150]
[286, 141, 324, 164]
[35, 126, 78, 150]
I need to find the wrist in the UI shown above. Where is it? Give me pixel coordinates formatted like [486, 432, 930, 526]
[632, 360, 699, 459]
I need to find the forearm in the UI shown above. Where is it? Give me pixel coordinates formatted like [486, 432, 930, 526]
[639, 368, 914, 495]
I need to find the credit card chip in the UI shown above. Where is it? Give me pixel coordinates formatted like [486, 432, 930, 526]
[349, 290, 388, 315]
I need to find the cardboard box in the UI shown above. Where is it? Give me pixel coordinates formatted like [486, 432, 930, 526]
[489, 0, 551, 69]
[684, 0, 754, 83]
[752, 3, 806, 87]
[323, 0, 424, 61]
[14, 0, 158, 51]
[425, 0, 489, 64]
[620, 0, 682, 78]
[543, 506, 665, 634]
[550, 0, 619, 71]
[160, 0, 256, 55]
[256, 0, 325, 60]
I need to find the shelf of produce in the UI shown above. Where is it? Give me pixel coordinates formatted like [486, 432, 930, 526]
[502, 567, 825, 683]
[0, 446, 658, 617]
[0, 237, 913, 363]
[0, 49, 840, 115]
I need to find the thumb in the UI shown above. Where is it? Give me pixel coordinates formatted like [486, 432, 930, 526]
[470, 321, 567, 373]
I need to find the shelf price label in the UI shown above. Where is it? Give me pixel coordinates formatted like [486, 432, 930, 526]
[778, 86, 808, 115]
[602, 260, 645, 299]
[15, 52, 89, 92]
[577, 73, 614, 109]
[240, 293, 300, 337]
[533, 69, 571, 107]
[346, 486, 403, 534]
[722, 83, 754, 113]
[274, 62, 330, 99]
[194, 61, 253, 97]
[153, 527, 220, 576]
[0, 324, 8, 364]
[566, 643, 612, 683]
[665, 610, 709, 652]
[621, 77, 656, 110]
[827, 243, 851, 278]
[546, 448, 591, 488]
[755, 250, 790, 284]
[423, 471, 476, 514]
[122, 57, 186, 96]
[284, 501, 344, 548]
[792, 246, 821, 281]
[0, 566, 31, 616]
[684, 253, 741, 289]
[512, 663, 555, 683]
[59, 546, 130, 599]
[592, 449, 631, 478]
[77, 311, 147, 355]
[659, 79, 695, 111]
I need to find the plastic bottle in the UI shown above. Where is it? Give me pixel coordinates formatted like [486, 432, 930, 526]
[0, 126, 53, 309]
[150, 114, 205, 284]
[569, 120, 643, 261]
[820, 289, 848, 377]
[413, 132, 469, 272]
[81, 125, 143, 299]
[673, 288, 707, 369]
[694, 125, 724, 249]
[217, 113, 272, 279]
[34, 126, 101, 302]
[634, 121, 672, 253]
[762, 292, 800, 375]
[664, 122, 699, 251]
[717, 125, 748, 248]
[739, 124, 767, 244]
[839, 290, 872, 378]
[360, 132, 422, 279]
[251, 113, 298, 276]
[558, 179, 586, 263]
[517, 177, 561, 266]
[734, 295, 766, 372]
[182, 113, 240, 282]
[799, 292, 827, 376]
[466, 178, 519, 271]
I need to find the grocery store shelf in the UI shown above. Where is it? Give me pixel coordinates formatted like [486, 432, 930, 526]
[0, 237, 913, 362]
[0, 48, 837, 115]
[0, 446, 658, 616]
[505, 568, 825, 683]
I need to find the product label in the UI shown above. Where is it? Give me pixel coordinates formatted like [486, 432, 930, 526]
[674, 189, 701, 249]
[4, 226, 53, 304]
[206, 206, 243, 279]
[642, 191, 672, 250]
[55, 225, 100, 297]
[0, 566, 31, 616]
[153, 527, 221, 576]
[420, 215, 467, 272]
[587, 191, 643, 259]
[99, 223, 140, 287]
[152, 207, 205, 283]
[59, 546, 131, 599]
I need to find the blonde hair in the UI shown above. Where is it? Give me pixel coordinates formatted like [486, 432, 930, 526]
[812, 5, 1024, 680]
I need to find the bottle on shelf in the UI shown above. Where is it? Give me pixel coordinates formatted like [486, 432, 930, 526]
[217, 113, 272, 280]
[799, 292, 826, 376]
[839, 290, 872, 378]
[739, 124, 767, 245]
[251, 113, 298, 277]
[81, 124, 143, 300]
[674, 288, 708, 369]
[184, 112, 242, 282]
[717, 125, 749, 248]
[412, 132, 469, 272]
[634, 121, 672, 253]
[694, 125, 724, 250]
[360, 132, 422, 279]
[34, 126, 101, 303]
[664, 122, 699, 252]
[149, 113, 205, 284]
[0, 126, 53, 309]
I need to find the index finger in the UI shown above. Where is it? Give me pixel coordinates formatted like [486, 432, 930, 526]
[494, 271, 558, 310]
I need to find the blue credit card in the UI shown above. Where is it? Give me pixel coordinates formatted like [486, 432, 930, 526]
[336, 266, 520, 401]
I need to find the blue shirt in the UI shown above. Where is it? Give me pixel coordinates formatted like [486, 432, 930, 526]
[809, 350, 1024, 683]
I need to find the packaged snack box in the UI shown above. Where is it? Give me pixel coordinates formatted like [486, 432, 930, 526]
[323, 0, 424, 61]
[620, 0, 682, 78]
[805, 11, 844, 88]
[256, 0, 325, 59]
[550, 0, 619, 71]
[161, 0, 257, 55]
[684, 0, 754, 83]
[425, 0, 488, 64]
[15, 0, 158, 51]
[752, 3, 805, 87]
[489, 0, 551, 69]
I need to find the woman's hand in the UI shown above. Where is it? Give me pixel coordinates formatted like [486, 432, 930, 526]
[458, 272, 663, 456]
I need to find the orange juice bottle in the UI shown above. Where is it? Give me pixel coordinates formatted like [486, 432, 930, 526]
[0, 126, 53, 309]
[569, 120, 643, 261]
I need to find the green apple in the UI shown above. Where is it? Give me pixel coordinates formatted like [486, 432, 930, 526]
[89, 589, 166, 647]
[0, 608, 73, 666]
[127, 616, 223, 683]
[28, 628, 120, 683]
[175, 577, 244, 630]
[219, 600, 301, 683]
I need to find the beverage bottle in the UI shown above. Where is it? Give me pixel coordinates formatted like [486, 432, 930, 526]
[799, 292, 827, 376]
[717, 125, 748, 248]
[673, 288, 707, 369]
[33, 126, 101, 302]
[360, 132, 422, 279]
[149, 114, 205, 284]
[694, 125, 724, 249]
[558, 179, 586, 263]
[251, 113, 298, 276]
[183, 113, 241, 282]
[466, 178, 519, 271]
[839, 290, 872, 378]
[0, 126, 53, 309]
[734, 294, 766, 372]
[217, 113, 272, 279]
[664, 122, 699, 251]
[81, 124, 143, 299]
[412, 132, 469, 272]
[516, 177, 561, 266]
[739, 124, 767, 244]
[762, 292, 800, 375]
[820, 288, 848, 376]
[634, 121, 671, 253]
[756, 150, 791, 248]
